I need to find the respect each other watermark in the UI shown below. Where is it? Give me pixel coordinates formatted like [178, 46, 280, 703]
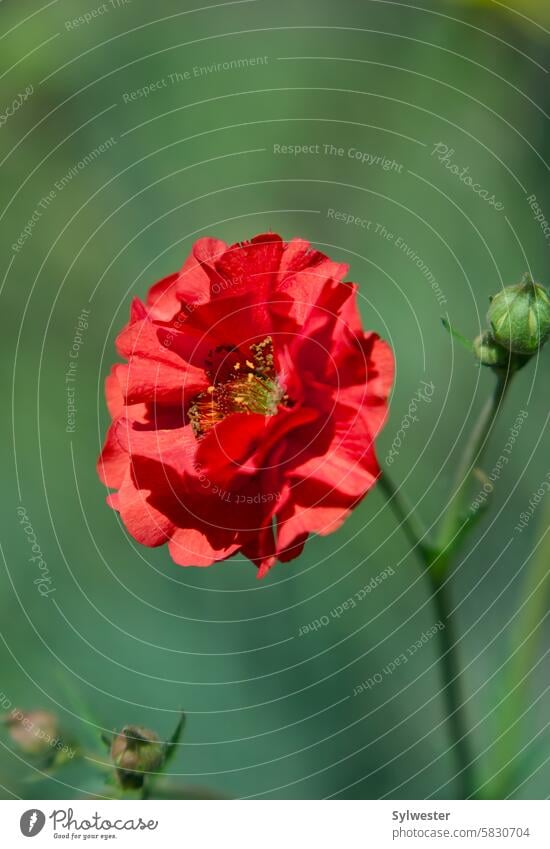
[353, 621, 444, 696]
[298, 566, 395, 636]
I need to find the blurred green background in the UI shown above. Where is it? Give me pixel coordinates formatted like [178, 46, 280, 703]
[1, 0, 550, 799]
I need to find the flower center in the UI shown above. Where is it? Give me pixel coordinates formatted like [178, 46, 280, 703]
[189, 336, 286, 438]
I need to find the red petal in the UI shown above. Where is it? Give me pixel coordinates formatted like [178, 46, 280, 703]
[116, 315, 208, 403]
[115, 470, 176, 547]
[146, 272, 181, 321]
[168, 527, 239, 567]
[116, 312, 187, 367]
[177, 237, 227, 303]
[97, 422, 129, 490]
[276, 495, 350, 555]
[196, 413, 270, 486]
[215, 234, 284, 299]
[290, 407, 380, 499]
[119, 358, 191, 405]
[115, 420, 198, 488]
[105, 366, 125, 419]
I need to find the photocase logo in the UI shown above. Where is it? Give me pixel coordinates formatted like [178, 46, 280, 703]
[20, 809, 46, 837]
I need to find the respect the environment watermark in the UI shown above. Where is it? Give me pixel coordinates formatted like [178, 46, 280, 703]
[122, 56, 269, 103]
[327, 209, 447, 306]
[12, 138, 116, 253]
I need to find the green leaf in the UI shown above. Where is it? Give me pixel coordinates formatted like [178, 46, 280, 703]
[162, 710, 186, 768]
[441, 317, 474, 352]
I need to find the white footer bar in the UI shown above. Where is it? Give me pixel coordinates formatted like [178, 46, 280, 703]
[3, 800, 550, 848]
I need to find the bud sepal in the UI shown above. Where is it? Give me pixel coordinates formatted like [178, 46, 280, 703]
[487, 274, 550, 355]
[105, 710, 186, 795]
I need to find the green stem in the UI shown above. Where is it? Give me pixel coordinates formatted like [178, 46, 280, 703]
[381, 474, 478, 797]
[434, 371, 510, 577]
[377, 470, 433, 564]
[429, 570, 478, 798]
[380, 370, 513, 798]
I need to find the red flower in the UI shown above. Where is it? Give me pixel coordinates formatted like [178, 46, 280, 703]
[97, 233, 394, 578]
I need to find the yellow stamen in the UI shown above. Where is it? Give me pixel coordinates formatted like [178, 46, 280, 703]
[189, 336, 286, 438]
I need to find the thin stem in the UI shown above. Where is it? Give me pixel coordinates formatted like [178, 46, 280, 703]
[377, 469, 432, 566]
[435, 371, 510, 575]
[430, 371, 511, 796]
[379, 369, 513, 798]
[379, 471, 476, 796]
[429, 572, 478, 798]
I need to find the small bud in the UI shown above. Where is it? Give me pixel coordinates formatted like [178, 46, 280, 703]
[473, 331, 510, 368]
[487, 274, 550, 355]
[111, 725, 164, 789]
[3, 709, 60, 758]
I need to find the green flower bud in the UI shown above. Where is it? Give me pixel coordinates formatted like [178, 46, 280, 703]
[111, 725, 164, 789]
[473, 331, 510, 368]
[487, 274, 550, 355]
